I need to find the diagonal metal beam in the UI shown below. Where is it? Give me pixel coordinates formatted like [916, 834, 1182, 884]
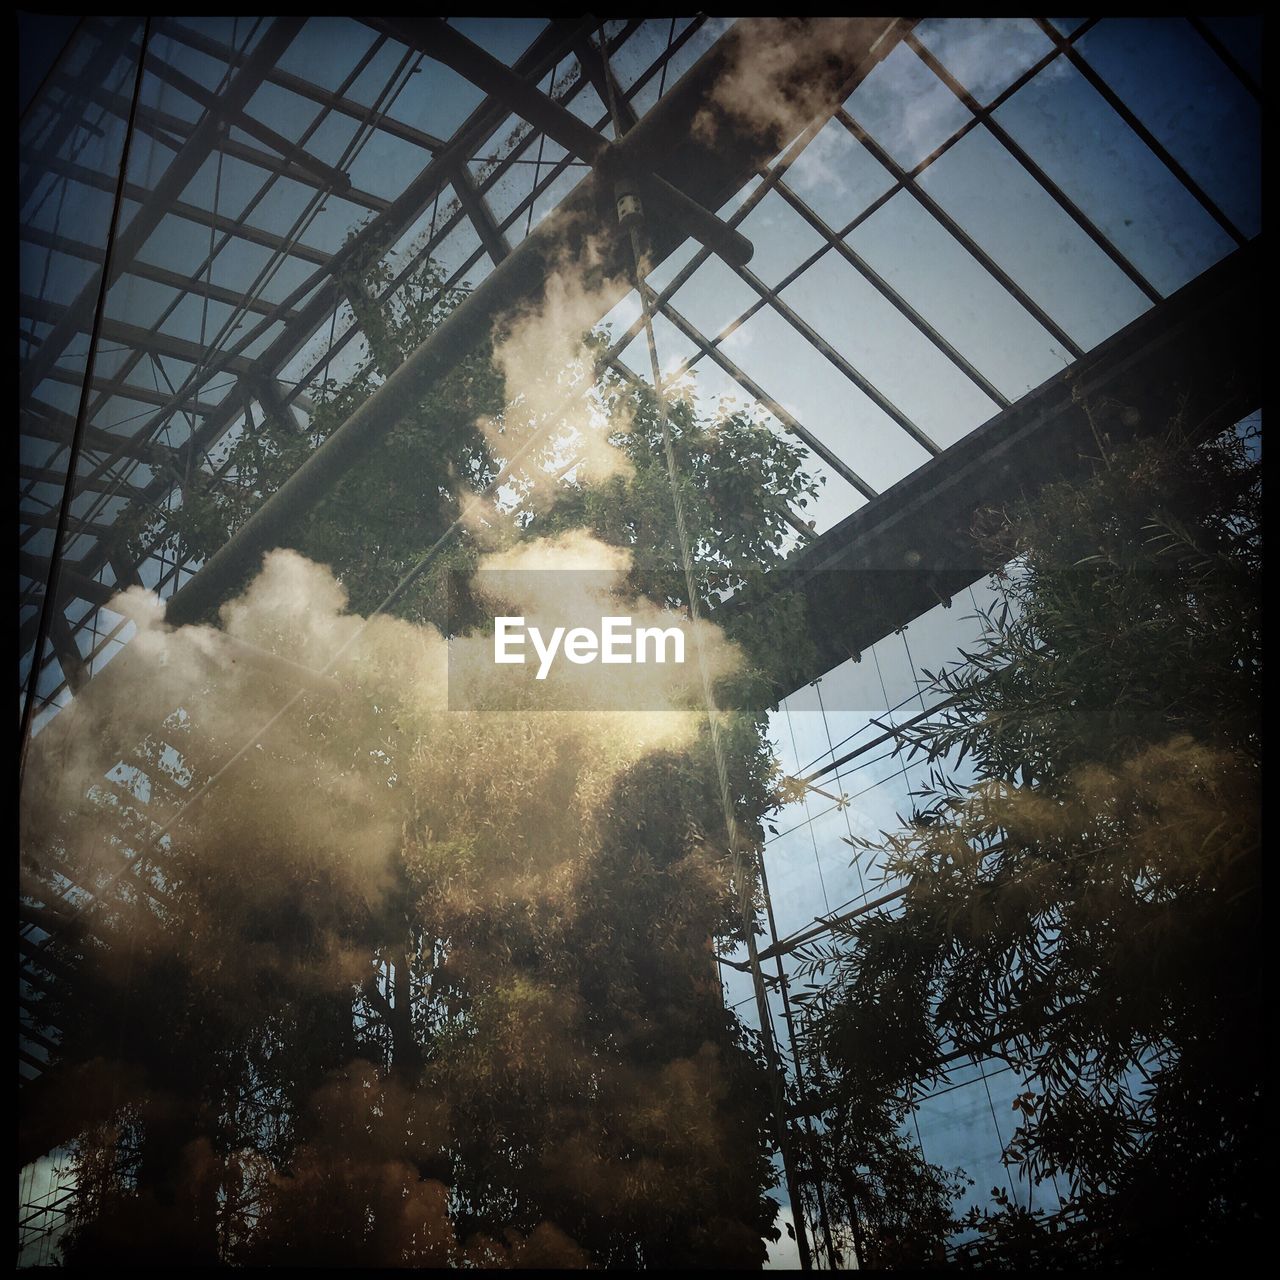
[374, 16, 756, 268]
[19, 553, 116, 611]
[1033, 17, 1248, 247]
[21, 398, 190, 464]
[155, 18, 447, 152]
[38, 364, 227, 419]
[838, 106, 1087, 360]
[19, 508, 118, 541]
[139, 53, 356, 194]
[35, 73, 388, 212]
[21, 224, 303, 322]
[653, 292, 879, 501]
[19, 16, 305, 402]
[451, 159, 512, 264]
[571, 29, 639, 134]
[374, 16, 611, 164]
[19, 461, 156, 502]
[21, 151, 334, 266]
[20, 295, 258, 377]
[160, 20, 904, 629]
[723, 239, 1262, 696]
[905, 30, 1160, 306]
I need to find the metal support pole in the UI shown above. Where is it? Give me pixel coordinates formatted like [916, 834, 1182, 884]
[757, 846, 842, 1267]
[588, 21, 809, 1267]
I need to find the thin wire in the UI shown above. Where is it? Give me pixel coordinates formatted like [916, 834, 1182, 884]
[19, 16, 153, 788]
[791, 672, 954, 780]
[975, 1053, 1020, 1203]
[524, 60, 554, 238]
[656, 18, 676, 99]
[813, 677, 864, 904]
[899, 627, 928, 715]
[783, 697, 835, 912]
[38, 25, 401, 574]
[871, 640, 916, 810]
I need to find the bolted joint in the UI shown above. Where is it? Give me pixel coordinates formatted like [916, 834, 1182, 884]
[614, 179, 644, 232]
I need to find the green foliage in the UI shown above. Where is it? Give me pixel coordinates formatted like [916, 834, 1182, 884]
[116, 248, 499, 627]
[795, 420, 1261, 1267]
[33, 243, 825, 1267]
[537, 343, 821, 688]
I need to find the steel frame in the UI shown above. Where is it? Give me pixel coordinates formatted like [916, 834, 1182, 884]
[18, 14, 1261, 1268]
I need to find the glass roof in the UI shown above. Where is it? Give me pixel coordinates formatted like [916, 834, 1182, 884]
[16, 16, 1264, 1265]
[18, 16, 1259, 734]
[20, 17, 730, 724]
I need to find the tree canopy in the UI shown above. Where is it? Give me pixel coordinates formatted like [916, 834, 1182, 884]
[794, 418, 1261, 1267]
[22, 242, 822, 1268]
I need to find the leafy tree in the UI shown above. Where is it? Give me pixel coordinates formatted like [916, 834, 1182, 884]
[794, 419, 1261, 1267]
[23, 239, 822, 1267]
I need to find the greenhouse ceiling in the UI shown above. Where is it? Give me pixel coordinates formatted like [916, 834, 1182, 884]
[14, 16, 1265, 1269]
[18, 15, 1261, 740]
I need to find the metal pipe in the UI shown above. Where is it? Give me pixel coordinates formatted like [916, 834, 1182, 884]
[160, 22, 796, 627]
[30, 18, 911, 778]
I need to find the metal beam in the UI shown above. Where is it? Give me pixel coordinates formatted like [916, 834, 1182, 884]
[249, 373, 306, 434]
[374, 16, 756, 269]
[571, 30, 639, 134]
[36, 74, 387, 212]
[451, 159, 512, 265]
[19, 508, 118, 541]
[20, 398, 188, 463]
[138, 54, 356, 195]
[48, 615, 91, 692]
[838, 107, 1087, 362]
[38, 363, 228, 418]
[1033, 18, 1247, 247]
[18, 461, 154, 503]
[20, 296, 258, 379]
[375, 16, 611, 165]
[722, 239, 1262, 695]
[155, 18, 448, 153]
[654, 292, 879, 501]
[772, 177, 1012, 409]
[904, 30, 1161, 307]
[161, 20, 901, 629]
[24, 152, 332, 267]
[21, 224, 301, 322]
[18, 16, 305, 401]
